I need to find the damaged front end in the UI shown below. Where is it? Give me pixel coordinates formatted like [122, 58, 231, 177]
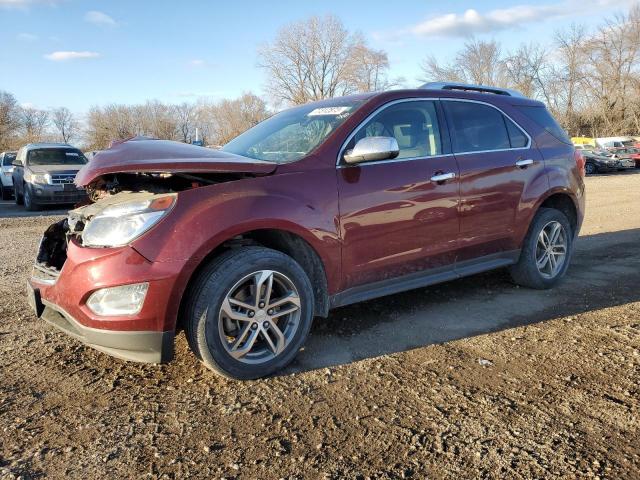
[35, 170, 265, 276]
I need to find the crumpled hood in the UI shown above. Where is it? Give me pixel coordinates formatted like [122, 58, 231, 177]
[75, 137, 277, 186]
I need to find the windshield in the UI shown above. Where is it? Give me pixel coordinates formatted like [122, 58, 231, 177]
[27, 148, 88, 166]
[222, 99, 365, 163]
[2, 153, 16, 166]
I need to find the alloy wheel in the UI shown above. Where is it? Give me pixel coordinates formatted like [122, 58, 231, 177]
[218, 270, 301, 364]
[535, 221, 568, 279]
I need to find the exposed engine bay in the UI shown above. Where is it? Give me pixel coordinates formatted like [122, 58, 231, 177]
[35, 171, 251, 273]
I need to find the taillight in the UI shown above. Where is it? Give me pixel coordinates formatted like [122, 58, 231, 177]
[574, 149, 585, 177]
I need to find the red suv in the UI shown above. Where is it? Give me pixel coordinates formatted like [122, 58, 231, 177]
[28, 83, 585, 379]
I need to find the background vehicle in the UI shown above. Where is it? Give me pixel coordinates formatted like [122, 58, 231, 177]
[11, 143, 88, 211]
[583, 149, 620, 174]
[572, 136, 596, 148]
[28, 83, 585, 379]
[612, 146, 640, 168]
[0, 151, 17, 200]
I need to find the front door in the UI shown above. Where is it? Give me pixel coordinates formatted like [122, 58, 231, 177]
[337, 99, 460, 290]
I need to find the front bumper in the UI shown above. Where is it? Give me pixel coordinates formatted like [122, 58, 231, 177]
[28, 235, 180, 363]
[28, 285, 173, 363]
[31, 183, 87, 204]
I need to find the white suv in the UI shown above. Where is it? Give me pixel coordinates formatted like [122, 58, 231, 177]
[0, 151, 17, 200]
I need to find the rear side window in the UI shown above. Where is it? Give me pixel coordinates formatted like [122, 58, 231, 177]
[504, 118, 528, 148]
[515, 106, 571, 144]
[444, 101, 511, 153]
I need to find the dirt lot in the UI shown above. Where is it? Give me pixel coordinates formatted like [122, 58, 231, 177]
[1, 172, 639, 479]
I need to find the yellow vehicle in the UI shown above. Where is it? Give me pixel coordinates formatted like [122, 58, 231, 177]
[572, 137, 596, 148]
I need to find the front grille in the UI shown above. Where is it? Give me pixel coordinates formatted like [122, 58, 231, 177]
[51, 173, 76, 185]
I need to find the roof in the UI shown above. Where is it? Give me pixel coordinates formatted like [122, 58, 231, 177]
[21, 142, 74, 150]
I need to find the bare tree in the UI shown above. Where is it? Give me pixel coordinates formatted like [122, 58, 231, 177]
[0, 91, 22, 150]
[51, 107, 78, 143]
[173, 102, 196, 143]
[503, 43, 551, 100]
[198, 92, 269, 145]
[421, 39, 507, 86]
[258, 15, 391, 105]
[345, 42, 394, 92]
[582, 6, 640, 135]
[21, 107, 49, 143]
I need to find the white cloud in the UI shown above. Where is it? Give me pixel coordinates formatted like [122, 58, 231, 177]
[189, 59, 206, 67]
[17, 32, 38, 41]
[84, 10, 117, 26]
[44, 51, 101, 61]
[397, 0, 637, 38]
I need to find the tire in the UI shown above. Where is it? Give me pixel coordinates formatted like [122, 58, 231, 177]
[23, 184, 40, 211]
[14, 185, 23, 205]
[509, 208, 573, 290]
[184, 246, 314, 380]
[584, 162, 596, 175]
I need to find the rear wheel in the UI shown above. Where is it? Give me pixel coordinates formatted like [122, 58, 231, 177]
[509, 208, 573, 289]
[184, 247, 314, 380]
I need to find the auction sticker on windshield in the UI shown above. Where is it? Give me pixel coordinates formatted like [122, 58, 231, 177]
[307, 106, 352, 116]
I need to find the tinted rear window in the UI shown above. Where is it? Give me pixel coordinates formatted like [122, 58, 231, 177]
[26, 148, 88, 166]
[444, 101, 510, 153]
[2, 153, 16, 166]
[516, 106, 571, 144]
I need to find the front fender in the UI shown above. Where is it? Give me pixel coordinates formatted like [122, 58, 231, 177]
[131, 170, 341, 327]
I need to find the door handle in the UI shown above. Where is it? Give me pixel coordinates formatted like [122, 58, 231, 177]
[515, 159, 534, 168]
[430, 172, 456, 183]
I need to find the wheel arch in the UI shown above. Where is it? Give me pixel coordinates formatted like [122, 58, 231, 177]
[175, 227, 330, 333]
[533, 189, 579, 237]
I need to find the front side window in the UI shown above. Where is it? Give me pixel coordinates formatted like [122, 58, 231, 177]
[346, 100, 443, 160]
[444, 101, 513, 153]
[222, 99, 365, 163]
[27, 148, 88, 166]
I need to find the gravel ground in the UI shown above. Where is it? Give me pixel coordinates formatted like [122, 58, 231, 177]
[0, 172, 639, 479]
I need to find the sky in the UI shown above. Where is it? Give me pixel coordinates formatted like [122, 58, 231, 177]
[0, 0, 635, 114]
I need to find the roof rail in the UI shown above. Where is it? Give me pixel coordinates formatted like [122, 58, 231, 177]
[421, 81, 526, 98]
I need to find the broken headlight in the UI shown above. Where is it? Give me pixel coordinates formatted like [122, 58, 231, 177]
[82, 195, 176, 248]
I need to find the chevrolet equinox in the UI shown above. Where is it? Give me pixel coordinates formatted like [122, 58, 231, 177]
[28, 83, 586, 379]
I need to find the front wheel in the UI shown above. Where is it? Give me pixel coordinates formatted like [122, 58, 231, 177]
[184, 247, 314, 380]
[509, 208, 573, 289]
[584, 162, 596, 175]
[23, 184, 40, 211]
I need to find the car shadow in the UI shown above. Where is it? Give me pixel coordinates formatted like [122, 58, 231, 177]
[282, 227, 640, 375]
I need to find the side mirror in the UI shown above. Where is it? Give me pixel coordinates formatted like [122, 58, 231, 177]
[12, 160, 22, 167]
[343, 136, 400, 164]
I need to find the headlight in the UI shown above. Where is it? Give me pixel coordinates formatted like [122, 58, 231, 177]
[82, 195, 176, 248]
[27, 173, 51, 184]
[86, 283, 149, 316]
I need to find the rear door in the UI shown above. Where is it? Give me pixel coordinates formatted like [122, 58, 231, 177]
[442, 99, 543, 262]
[337, 99, 460, 289]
